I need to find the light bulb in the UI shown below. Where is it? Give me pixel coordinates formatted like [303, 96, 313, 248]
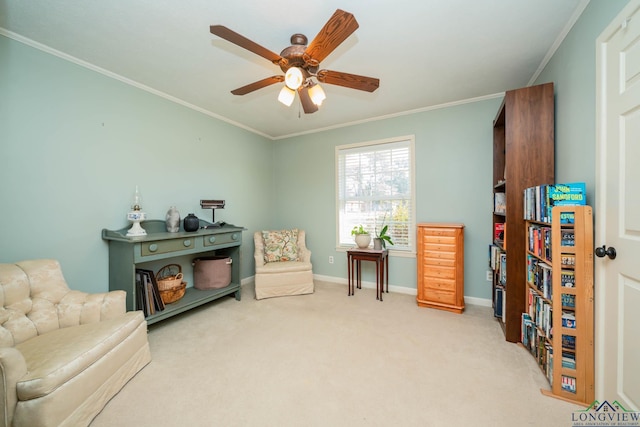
[278, 86, 296, 107]
[308, 83, 326, 106]
[284, 67, 303, 90]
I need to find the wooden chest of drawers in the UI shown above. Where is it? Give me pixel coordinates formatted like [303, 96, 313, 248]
[416, 223, 465, 313]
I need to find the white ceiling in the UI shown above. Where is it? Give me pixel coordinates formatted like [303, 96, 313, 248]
[0, 0, 588, 139]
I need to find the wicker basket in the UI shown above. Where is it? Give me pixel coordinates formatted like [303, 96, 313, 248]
[156, 264, 183, 291]
[159, 282, 186, 304]
[156, 264, 186, 304]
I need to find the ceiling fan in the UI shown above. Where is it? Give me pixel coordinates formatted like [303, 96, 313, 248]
[209, 9, 380, 114]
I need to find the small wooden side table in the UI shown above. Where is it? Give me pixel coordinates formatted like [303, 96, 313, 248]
[347, 248, 389, 301]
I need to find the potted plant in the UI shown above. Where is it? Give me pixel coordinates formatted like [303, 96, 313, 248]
[351, 225, 371, 249]
[374, 224, 394, 249]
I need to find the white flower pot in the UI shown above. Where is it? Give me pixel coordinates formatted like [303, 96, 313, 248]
[355, 234, 371, 249]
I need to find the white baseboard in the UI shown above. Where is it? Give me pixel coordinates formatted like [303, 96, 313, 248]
[243, 273, 492, 307]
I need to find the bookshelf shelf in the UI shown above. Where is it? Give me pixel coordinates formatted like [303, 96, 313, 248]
[490, 82, 555, 342]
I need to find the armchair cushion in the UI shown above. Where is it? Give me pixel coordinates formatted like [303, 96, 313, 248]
[262, 229, 299, 263]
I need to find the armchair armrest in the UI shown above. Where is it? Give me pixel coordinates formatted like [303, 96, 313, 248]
[0, 347, 28, 427]
[298, 246, 311, 263]
[254, 232, 266, 268]
[57, 290, 126, 327]
[297, 230, 311, 263]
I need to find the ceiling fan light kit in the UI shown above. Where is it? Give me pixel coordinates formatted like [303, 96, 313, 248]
[210, 9, 379, 114]
[284, 67, 303, 90]
[308, 83, 326, 106]
[278, 86, 296, 107]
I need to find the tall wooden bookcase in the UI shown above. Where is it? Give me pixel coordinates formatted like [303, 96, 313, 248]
[522, 205, 594, 404]
[491, 82, 555, 342]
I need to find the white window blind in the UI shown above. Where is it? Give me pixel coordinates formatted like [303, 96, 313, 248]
[336, 136, 415, 251]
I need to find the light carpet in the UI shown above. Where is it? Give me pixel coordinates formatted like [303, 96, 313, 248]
[90, 281, 581, 426]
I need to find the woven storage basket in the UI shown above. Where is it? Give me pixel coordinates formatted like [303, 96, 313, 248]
[156, 264, 186, 304]
[159, 282, 186, 304]
[193, 256, 232, 290]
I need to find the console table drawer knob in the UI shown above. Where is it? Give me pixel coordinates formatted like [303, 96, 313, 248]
[208, 236, 216, 244]
[148, 244, 158, 252]
[183, 240, 191, 247]
[232, 233, 238, 241]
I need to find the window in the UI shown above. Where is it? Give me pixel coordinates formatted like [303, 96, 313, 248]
[336, 136, 415, 252]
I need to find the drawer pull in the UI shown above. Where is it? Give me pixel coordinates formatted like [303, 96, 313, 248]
[209, 236, 216, 244]
[148, 244, 158, 252]
[183, 240, 191, 247]
[232, 233, 238, 241]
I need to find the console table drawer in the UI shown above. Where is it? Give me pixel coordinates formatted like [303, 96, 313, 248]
[141, 238, 194, 256]
[203, 232, 241, 247]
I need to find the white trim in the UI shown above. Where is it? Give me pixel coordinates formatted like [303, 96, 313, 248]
[1, 28, 506, 141]
[313, 274, 492, 307]
[464, 296, 492, 307]
[0, 28, 272, 139]
[274, 93, 505, 140]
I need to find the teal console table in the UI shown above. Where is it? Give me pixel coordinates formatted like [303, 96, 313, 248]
[102, 219, 244, 325]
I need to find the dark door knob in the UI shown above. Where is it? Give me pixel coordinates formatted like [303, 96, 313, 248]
[595, 245, 617, 259]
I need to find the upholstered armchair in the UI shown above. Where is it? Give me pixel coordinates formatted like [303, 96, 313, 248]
[0, 259, 151, 427]
[254, 229, 314, 299]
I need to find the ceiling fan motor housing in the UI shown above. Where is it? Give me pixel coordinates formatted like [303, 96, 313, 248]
[279, 34, 318, 75]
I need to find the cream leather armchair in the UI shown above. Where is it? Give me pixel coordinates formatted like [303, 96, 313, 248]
[254, 229, 314, 299]
[0, 259, 151, 427]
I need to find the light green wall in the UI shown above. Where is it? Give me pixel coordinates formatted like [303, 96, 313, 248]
[0, 35, 274, 292]
[1, 0, 628, 301]
[272, 99, 501, 299]
[535, 0, 630, 208]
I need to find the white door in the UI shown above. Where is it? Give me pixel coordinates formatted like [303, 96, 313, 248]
[596, 0, 640, 410]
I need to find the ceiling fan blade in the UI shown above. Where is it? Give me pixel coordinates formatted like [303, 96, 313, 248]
[298, 86, 319, 114]
[210, 25, 285, 65]
[305, 9, 359, 64]
[317, 70, 379, 92]
[231, 76, 285, 95]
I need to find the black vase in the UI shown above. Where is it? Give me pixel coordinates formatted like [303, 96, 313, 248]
[183, 213, 200, 232]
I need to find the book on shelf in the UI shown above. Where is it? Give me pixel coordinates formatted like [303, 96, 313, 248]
[551, 182, 586, 224]
[494, 287, 504, 319]
[494, 222, 505, 243]
[527, 289, 552, 338]
[527, 223, 552, 261]
[562, 334, 576, 350]
[521, 312, 534, 349]
[526, 254, 552, 299]
[498, 253, 507, 285]
[561, 375, 577, 393]
[561, 270, 575, 288]
[561, 229, 575, 246]
[135, 268, 165, 315]
[489, 244, 502, 270]
[561, 253, 576, 266]
[561, 293, 576, 308]
[494, 192, 506, 214]
[562, 351, 576, 369]
[562, 311, 576, 329]
[523, 182, 587, 223]
[135, 271, 146, 315]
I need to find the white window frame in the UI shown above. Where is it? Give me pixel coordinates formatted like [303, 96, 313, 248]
[335, 135, 416, 256]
